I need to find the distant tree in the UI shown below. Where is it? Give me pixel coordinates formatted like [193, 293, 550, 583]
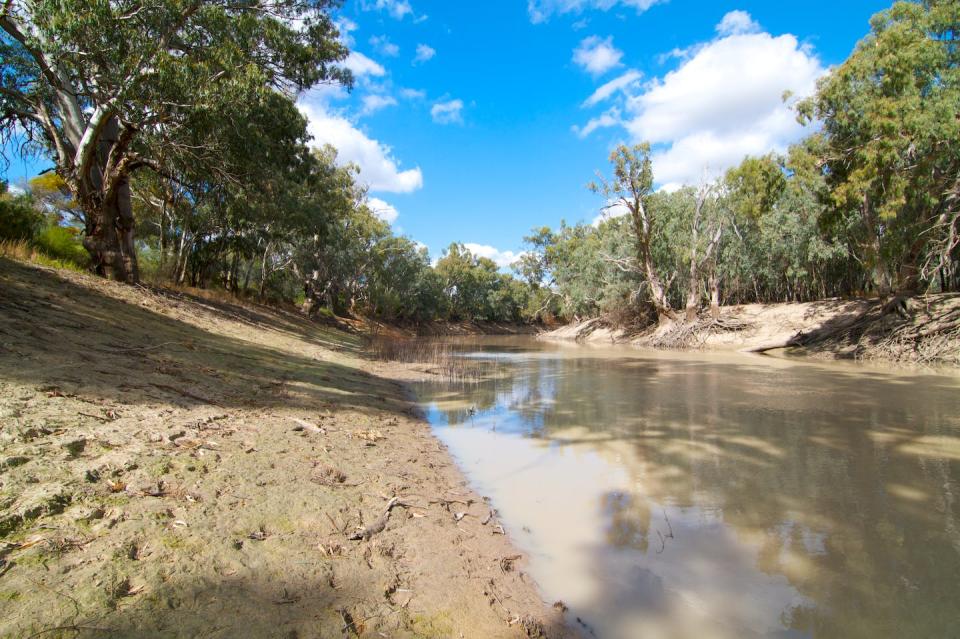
[0, 0, 350, 282]
[590, 143, 676, 323]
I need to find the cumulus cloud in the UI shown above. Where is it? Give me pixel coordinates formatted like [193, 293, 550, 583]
[360, 94, 398, 115]
[369, 35, 400, 57]
[298, 98, 423, 193]
[367, 197, 400, 224]
[463, 243, 525, 269]
[716, 10, 761, 36]
[362, 0, 414, 20]
[573, 36, 623, 76]
[343, 52, 385, 77]
[623, 22, 824, 188]
[529, 0, 665, 24]
[413, 43, 436, 64]
[582, 69, 642, 108]
[574, 12, 825, 189]
[430, 99, 464, 124]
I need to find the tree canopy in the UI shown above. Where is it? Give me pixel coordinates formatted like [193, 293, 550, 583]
[1, 0, 350, 281]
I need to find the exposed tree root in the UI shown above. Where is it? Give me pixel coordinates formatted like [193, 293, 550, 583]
[648, 315, 755, 350]
[799, 295, 960, 365]
[747, 294, 960, 365]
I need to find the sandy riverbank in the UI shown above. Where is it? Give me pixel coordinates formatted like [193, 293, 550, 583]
[541, 296, 960, 367]
[0, 258, 570, 638]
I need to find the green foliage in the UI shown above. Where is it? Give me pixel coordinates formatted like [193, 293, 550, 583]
[1, 0, 352, 280]
[34, 225, 89, 268]
[0, 185, 42, 241]
[434, 243, 527, 322]
[800, 0, 960, 291]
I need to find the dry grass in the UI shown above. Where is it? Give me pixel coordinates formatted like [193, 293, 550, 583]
[0, 239, 87, 273]
[367, 337, 499, 382]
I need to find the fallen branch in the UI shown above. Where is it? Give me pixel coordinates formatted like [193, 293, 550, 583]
[150, 383, 223, 407]
[290, 417, 325, 434]
[348, 496, 407, 541]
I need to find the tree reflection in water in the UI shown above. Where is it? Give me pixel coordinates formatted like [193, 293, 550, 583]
[414, 338, 960, 638]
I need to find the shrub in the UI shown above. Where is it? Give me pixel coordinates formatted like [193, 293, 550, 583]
[34, 226, 89, 268]
[0, 198, 43, 241]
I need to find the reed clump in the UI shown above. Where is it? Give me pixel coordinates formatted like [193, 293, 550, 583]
[367, 337, 498, 382]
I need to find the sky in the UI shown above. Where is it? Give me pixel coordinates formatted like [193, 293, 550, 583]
[2, 0, 893, 267]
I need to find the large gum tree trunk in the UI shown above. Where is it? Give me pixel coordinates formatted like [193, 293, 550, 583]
[708, 272, 720, 319]
[80, 117, 140, 283]
[644, 255, 675, 325]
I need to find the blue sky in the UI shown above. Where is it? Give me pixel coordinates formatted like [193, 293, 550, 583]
[2, 0, 892, 266]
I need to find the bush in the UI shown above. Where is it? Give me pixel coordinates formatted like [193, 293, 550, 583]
[34, 225, 90, 268]
[0, 197, 43, 241]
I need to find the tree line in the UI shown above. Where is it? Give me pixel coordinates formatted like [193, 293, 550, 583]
[1, 0, 957, 328]
[520, 0, 958, 324]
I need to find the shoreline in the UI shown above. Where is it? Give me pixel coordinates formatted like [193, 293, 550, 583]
[0, 258, 570, 638]
[538, 296, 960, 368]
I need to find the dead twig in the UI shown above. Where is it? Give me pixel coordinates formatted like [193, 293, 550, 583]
[348, 496, 409, 541]
[290, 417, 325, 434]
[150, 383, 223, 407]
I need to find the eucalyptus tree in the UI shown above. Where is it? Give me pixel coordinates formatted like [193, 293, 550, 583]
[0, 0, 350, 282]
[800, 0, 960, 293]
[590, 143, 676, 323]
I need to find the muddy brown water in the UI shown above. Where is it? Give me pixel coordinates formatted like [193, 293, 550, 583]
[408, 337, 960, 639]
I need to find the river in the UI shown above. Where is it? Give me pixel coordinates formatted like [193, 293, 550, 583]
[408, 337, 960, 639]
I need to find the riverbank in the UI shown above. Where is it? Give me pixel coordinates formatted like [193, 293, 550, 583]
[541, 296, 960, 367]
[0, 258, 569, 638]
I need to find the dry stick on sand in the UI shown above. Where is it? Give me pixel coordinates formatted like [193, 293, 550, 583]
[290, 417, 325, 433]
[150, 383, 223, 407]
[348, 496, 409, 541]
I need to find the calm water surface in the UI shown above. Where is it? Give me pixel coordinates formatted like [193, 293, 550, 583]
[410, 337, 960, 639]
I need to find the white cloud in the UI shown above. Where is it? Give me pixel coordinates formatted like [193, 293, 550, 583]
[430, 99, 464, 124]
[400, 88, 427, 100]
[367, 197, 400, 224]
[716, 10, 761, 36]
[529, 0, 665, 24]
[7, 183, 26, 196]
[582, 69, 642, 108]
[343, 52, 385, 77]
[573, 36, 623, 76]
[463, 243, 525, 269]
[335, 17, 358, 47]
[413, 43, 436, 64]
[360, 94, 398, 115]
[591, 199, 631, 226]
[657, 45, 698, 65]
[572, 107, 621, 138]
[298, 98, 423, 193]
[369, 35, 400, 57]
[362, 0, 413, 20]
[615, 14, 824, 188]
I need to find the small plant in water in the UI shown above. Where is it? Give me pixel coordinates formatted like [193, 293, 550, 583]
[367, 337, 499, 383]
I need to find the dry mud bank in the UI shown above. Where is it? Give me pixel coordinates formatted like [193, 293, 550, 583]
[542, 296, 960, 367]
[0, 259, 569, 638]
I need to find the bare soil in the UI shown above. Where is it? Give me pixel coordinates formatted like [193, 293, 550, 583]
[0, 258, 570, 639]
[542, 296, 960, 367]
